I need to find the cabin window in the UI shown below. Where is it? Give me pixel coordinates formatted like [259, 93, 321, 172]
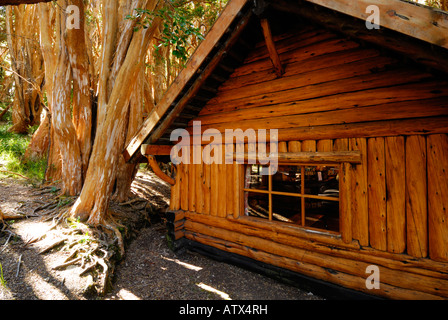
[244, 164, 340, 232]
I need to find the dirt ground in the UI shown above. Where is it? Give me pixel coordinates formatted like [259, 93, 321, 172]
[0, 169, 323, 301]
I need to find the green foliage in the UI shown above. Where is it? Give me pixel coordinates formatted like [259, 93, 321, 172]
[424, 0, 443, 9]
[0, 122, 46, 182]
[127, 0, 228, 64]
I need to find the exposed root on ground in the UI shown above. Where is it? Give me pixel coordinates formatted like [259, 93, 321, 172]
[27, 193, 141, 296]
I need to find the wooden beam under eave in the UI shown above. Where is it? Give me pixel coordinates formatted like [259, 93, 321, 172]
[260, 18, 284, 77]
[272, 0, 448, 75]
[141, 144, 173, 156]
[145, 155, 175, 186]
[304, 0, 448, 50]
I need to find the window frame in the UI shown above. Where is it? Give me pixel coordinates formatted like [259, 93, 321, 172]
[243, 162, 341, 233]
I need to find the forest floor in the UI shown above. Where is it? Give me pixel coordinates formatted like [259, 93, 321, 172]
[0, 169, 323, 301]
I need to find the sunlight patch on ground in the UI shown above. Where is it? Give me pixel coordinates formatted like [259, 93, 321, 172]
[196, 282, 232, 300]
[13, 220, 52, 244]
[25, 272, 68, 300]
[161, 256, 203, 271]
[118, 288, 142, 300]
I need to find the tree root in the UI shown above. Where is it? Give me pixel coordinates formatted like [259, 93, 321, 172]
[32, 205, 127, 296]
[38, 237, 68, 254]
[17, 190, 138, 296]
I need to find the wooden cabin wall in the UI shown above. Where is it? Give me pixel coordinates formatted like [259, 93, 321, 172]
[168, 25, 448, 299]
[169, 135, 448, 299]
[170, 134, 448, 260]
[192, 26, 448, 139]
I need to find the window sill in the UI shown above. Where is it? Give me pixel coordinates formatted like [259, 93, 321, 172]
[236, 215, 341, 238]
[230, 151, 362, 164]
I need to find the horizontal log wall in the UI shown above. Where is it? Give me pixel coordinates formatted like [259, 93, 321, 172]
[168, 24, 448, 299]
[170, 134, 448, 261]
[180, 212, 448, 300]
[190, 26, 448, 140]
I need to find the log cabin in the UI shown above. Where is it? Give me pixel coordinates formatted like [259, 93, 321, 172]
[124, 0, 448, 299]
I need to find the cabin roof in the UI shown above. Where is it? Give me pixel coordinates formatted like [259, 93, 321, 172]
[123, 0, 448, 163]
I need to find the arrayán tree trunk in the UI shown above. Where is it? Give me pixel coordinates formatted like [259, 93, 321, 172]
[69, 0, 161, 225]
[5, 4, 44, 134]
[15, 0, 221, 238]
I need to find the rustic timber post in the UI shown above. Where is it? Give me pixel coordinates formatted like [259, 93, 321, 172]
[254, 0, 284, 77]
[260, 19, 284, 77]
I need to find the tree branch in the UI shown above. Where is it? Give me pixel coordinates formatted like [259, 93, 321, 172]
[0, 0, 52, 5]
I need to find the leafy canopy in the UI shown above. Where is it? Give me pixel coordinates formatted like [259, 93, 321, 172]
[127, 0, 227, 63]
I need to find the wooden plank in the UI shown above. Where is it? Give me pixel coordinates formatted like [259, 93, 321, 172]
[260, 18, 284, 77]
[231, 34, 356, 78]
[141, 144, 172, 156]
[244, 28, 336, 64]
[368, 137, 387, 251]
[180, 161, 189, 211]
[203, 145, 211, 215]
[427, 134, 448, 262]
[234, 151, 362, 164]
[208, 55, 398, 106]
[385, 136, 406, 254]
[188, 212, 358, 250]
[317, 139, 333, 152]
[301, 140, 316, 152]
[405, 135, 427, 258]
[288, 141, 301, 152]
[191, 116, 448, 147]
[271, 1, 448, 76]
[188, 150, 196, 212]
[226, 144, 234, 217]
[170, 166, 181, 211]
[234, 161, 244, 219]
[220, 47, 381, 92]
[304, 0, 448, 49]
[333, 138, 348, 152]
[217, 144, 227, 218]
[185, 231, 446, 300]
[197, 97, 448, 135]
[195, 145, 204, 214]
[123, 0, 250, 161]
[339, 162, 352, 244]
[184, 217, 448, 299]
[278, 141, 288, 153]
[184, 211, 448, 277]
[349, 138, 369, 246]
[199, 82, 448, 123]
[334, 138, 350, 243]
[276, 116, 448, 143]
[210, 144, 219, 216]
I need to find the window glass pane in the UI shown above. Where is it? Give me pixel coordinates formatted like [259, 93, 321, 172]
[243, 163, 340, 233]
[245, 165, 269, 190]
[245, 192, 269, 220]
[304, 165, 340, 197]
[272, 165, 301, 193]
[272, 194, 301, 224]
[305, 198, 339, 232]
